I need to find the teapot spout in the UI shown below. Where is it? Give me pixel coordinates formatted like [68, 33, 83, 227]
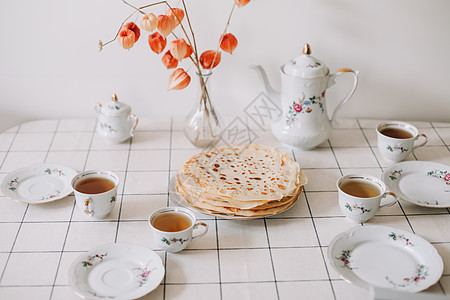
[250, 65, 280, 103]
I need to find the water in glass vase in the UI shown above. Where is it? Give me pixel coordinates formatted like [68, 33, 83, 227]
[184, 71, 222, 148]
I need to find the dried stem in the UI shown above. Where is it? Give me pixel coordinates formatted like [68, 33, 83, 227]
[100, 9, 139, 48]
[181, 0, 199, 67]
[195, 2, 236, 134]
[122, 0, 149, 14]
[209, 3, 236, 79]
[212, 3, 236, 73]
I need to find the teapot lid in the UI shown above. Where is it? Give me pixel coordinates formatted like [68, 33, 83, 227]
[282, 44, 329, 78]
[99, 94, 131, 116]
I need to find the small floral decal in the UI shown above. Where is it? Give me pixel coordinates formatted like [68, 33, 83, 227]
[388, 170, 403, 181]
[386, 264, 429, 288]
[82, 252, 107, 267]
[100, 123, 117, 133]
[8, 177, 19, 191]
[285, 91, 325, 126]
[336, 250, 355, 270]
[345, 203, 371, 214]
[87, 291, 115, 299]
[110, 196, 116, 203]
[41, 190, 61, 201]
[133, 262, 157, 287]
[44, 168, 66, 176]
[427, 169, 450, 185]
[161, 237, 188, 245]
[307, 61, 321, 68]
[386, 145, 408, 153]
[388, 232, 414, 246]
[108, 104, 121, 110]
[292, 60, 321, 68]
[417, 200, 439, 206]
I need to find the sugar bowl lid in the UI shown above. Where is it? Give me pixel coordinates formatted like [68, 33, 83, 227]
[282, 44, 329, 78]
[99, 94, 131, 116]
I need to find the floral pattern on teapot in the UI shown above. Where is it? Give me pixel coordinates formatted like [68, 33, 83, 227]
[307, 61, 322, 68]
[100, 122, 118, 133]
[285, 91, 325, 126]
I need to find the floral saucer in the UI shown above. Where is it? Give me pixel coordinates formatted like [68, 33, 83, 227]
[382, 161, 450, 208]
[0, 163, 78, 204]
[328, 225, 443, 292]
[69, 243, 164, 300]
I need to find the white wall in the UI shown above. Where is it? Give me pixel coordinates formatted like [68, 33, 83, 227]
[1, 0, 449, 132]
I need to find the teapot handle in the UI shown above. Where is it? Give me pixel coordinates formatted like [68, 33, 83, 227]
[128, 114, 139, 137]
[329, 68, 359, 127]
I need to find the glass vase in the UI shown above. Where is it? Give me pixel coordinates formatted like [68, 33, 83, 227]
[184, 71, 222, 148]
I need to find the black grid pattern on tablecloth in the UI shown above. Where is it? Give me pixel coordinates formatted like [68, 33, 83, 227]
[0, 118, 449, 300]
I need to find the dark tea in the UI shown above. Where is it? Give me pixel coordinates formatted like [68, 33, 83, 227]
[75, 177, 115, 194]
[379, 127, 413, 139]
[340, 179, 381, 198]
[152, 212, 192, 232]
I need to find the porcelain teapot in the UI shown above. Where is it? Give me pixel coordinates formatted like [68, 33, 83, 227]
[95, 93, 138, 143]
[252, 43, 359, 150]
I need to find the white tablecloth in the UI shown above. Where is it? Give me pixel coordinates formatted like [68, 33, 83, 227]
[0, 117, 449, 300]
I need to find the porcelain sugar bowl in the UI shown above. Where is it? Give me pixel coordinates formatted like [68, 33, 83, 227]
[95, 93, 138, 143]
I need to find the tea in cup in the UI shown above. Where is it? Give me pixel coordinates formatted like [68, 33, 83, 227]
[71, 170, 119, 219]
[337, 174, 398, 223]
[148, 207, 208, 253]
[376, 121, 428, 163]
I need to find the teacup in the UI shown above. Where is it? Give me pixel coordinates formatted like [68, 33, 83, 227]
[376, 121, 429, 163]
[337, 174, 398, 223]
[71, 170, 119, 219]
[148, 207, 208, 253]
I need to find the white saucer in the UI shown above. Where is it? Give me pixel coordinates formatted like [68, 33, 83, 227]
[382, 161, 450, 208]
[69, 243, 164, 300]
[328, 225, 443, 292]
[1, 163, 78, 204]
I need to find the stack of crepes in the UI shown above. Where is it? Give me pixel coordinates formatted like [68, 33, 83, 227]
[176, 144, 307, 218]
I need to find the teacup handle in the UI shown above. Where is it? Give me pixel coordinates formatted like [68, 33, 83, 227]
[192, 222, 208, 241]
[413, 133, 429, 149]
[84, 198, 94, 215]
[379, 192, 398, 209]
[329, 68, 359, 128]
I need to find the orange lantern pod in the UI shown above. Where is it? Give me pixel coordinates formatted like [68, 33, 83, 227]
[220, 33, 238, 54]
[166, 8, 185, 26]
[200, 50, 221, 69]
[118, 28, 136, 50]
[141, 13, 157, 32]
[157, 15, 175, 37]
[168, 68, 191, 90]
[184, 44, 193, 59]
[234, 0, 251, 8]
[169, 39, 188, 61]
[124, 22, 140, 42]
[162, 50, 178, 69]
[148, 32, 167, 54]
